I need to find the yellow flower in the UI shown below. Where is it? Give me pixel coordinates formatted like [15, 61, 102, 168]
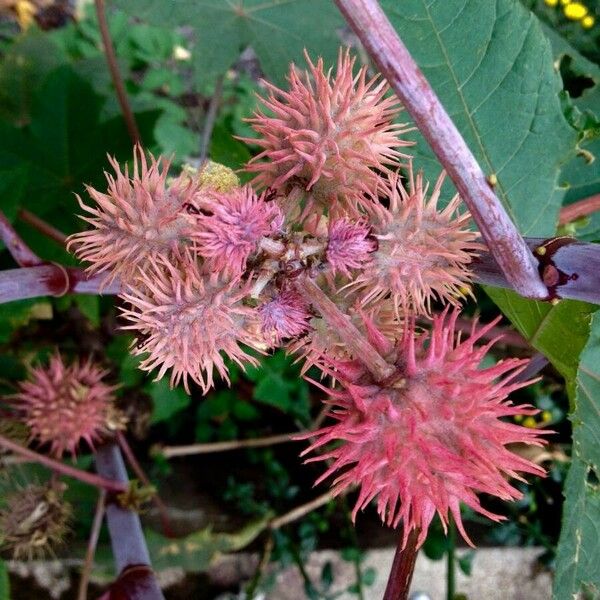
[560, 0, 571, 5]
[523, 416, 538, 429]
[564, 2, 588, 20]
[582, 15, 595, 28]
[541, 410, 553, 423]
[544, 0, 558, 6]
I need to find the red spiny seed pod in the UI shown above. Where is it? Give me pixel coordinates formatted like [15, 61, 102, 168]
[243, 49, 412, 218]
[326, 218, 377, 277]
[121, 255, 261, 394]
[0, 482, 71, 559]
[348, 168, 482, 316]
[191, 185, 283, 277]
[300, 309, 547, 548]
[67, 146, 198, 286]
[258, 287, 312, 345]
[14, 353, 121, 458]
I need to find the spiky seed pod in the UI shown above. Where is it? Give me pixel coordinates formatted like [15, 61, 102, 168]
[0, 482, 71, 559]
[243, 49, 411, 218]
[347, 169, 481, 316]
[14, 353, 121, 458]
[67, 146, 198, 286]
[258, 287, 312, 345]
[326, 218, 376, 277]
[191, 185, 283, 277]
[301, 309, 547, 548]
[121, 255, 261, 394]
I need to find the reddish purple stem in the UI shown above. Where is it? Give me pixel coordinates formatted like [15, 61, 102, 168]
[95, 443, 164, 599]
[0, 265, 120, 303]
[334, 0, 548, 300]
[0, 210, 43, 268]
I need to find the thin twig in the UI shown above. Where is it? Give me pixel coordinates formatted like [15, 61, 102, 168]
[297, 275, 395, 381]
[200, 75, 224, 163]
[559, 193, 600, 225]
[160, 432, 301, 458]
[95, 0, 141, 145]
[269, 489, 336, 530]
[78, 489, 107, 600]
[18, 209, 67, 246]
[116, 431, 174, 537]
[334, 0, 548, 300]
[0, 433, 127, 493]
[0, 210, 42, 267]
[382, 528, 420, 600]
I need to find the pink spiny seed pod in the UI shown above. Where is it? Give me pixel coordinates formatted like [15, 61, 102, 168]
[67, 146, 197, 286]
[121, 255, 261, 394]
[191, 185, 283, 276]
[326, 218, 376, 277]
[348, 169, 481, 316]
[14, 353, 120, 458]
[300, 309, 547, 548]
[258, 288, 312, 345]
[243, 49, 412, 217]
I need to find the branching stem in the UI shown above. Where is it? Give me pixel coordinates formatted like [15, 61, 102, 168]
[95, 0, 141, 145]
[334, 0, 548, 300]
[297, 275, 395, 381]
[0, 433, 127, 493]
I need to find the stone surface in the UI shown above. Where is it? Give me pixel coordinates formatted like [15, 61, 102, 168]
[258, 547, 551, 599]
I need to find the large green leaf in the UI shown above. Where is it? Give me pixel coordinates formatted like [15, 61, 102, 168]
[554, 313, 600, 599]
[0, 66, 157, 262]
[111, 0, 344, 89]
[485, 288, 597, 401]
[380, 0, 576, 235]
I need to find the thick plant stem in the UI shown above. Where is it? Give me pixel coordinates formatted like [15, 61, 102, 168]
[297, 276, 395, 381]
[447, 518, 456, 600]
[116, 431, 173, 538]
[0, 210, 42, 267]
[0, 265, 120, 303]
[0, 433, 127, 493]
[334, 0, 548, 300]
[95, 443, 164, 599]
[383, 528, 420, 600]
[95, 0, 141, 145]
[473, 237, 600, 304]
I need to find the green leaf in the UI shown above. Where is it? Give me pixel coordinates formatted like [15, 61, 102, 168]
[106, 335, 145, 388]
[0, 66, 158, 228]
[0, 299, 53, 344]
[0, 29, 66, 125]
[485, 288, 597, 402]
[380, 0, 576, 235]
[0, 165, 29, 228]
[554, 312, 600, 599]
[245, 351, 310, 420]
[147, 378, 191, 424]
[145, 516, 270, 572]
[112, 0, 344, 89]
[0, 558, 9, 600]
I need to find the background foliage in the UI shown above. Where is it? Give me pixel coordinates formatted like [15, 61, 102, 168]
[0, 0, 599, 598]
